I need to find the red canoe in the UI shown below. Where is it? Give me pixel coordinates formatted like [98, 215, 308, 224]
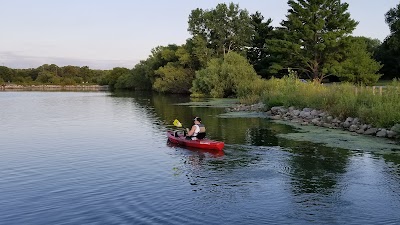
[167, 131, 224, 151]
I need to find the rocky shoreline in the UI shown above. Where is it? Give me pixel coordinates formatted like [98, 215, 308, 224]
[227, 103, 400, 140]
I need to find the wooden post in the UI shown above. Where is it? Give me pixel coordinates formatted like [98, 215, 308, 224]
[372, 86, 376, 95]
[379, 86, 383, 95]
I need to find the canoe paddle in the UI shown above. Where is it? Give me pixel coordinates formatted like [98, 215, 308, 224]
[173, 119, 182, 128]
[173, 119, 190, 135]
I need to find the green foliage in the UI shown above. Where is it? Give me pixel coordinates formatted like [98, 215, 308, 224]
[114, 62, 152, 91]
[153, 63, 194, 93]
[357, 80, 400, 127]
[191, 58, 223, 97]
[247, 12, 274, 78]
[0, 66, 14, 82]
[191, 52, 260, 98]
[149, 44, 197, 93]
[35, 71, 56, 84]
[190, 36, 214, 68]
[0, 64, 110, 86]
[61, 65, 80, 78]
[236, 77, 269, 104]
[355, 37, 381, 54]
[129, 61, 153, 90]
[261, 71, 326, 109]
[188, 3, 254, 56]
[114, 73, 131, 90]
[267, 0, 358, 82]
[60, 77, 76, 85]
[106, 67, 131, 90]
[375, 3, 400, 79]
[333, 37, 382, 85]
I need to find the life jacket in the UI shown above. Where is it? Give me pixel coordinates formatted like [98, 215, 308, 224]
[193, 123, 206, 139]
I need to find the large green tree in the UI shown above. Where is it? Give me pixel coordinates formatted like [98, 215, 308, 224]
[152, 45, 196, 93]
[332, 36, 382, 85]
[247, 12, 274, 78]
[0, 66, 14, 83]
[267, 0, 358, 82]
[188, 3, 254, 57]
[375, 3, 400, 79]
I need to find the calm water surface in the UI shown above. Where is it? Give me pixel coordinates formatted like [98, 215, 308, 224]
[1, 91, 400, 225]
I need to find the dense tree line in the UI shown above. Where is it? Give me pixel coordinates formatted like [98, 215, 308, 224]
[375, 3, 400, 80]
[0, 64, 112, 86]
[113, 0, 396, 96]
[3, 1, 400, 96]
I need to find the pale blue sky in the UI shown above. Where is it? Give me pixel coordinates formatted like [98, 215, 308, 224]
[0, 0, 398, 69]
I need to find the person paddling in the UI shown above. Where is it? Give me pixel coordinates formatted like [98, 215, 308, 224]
[186, 117, 206, 140]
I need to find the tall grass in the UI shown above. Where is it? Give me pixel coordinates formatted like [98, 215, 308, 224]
[240, 74, 400, 128]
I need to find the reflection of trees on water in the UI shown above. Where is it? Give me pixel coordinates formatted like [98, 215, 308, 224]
[246, 123, 294, 146]
[381, 153, 400, 186]
[382, 153, 400, 173]
[284, 140, 351, 195]
[249, 124, 352, 196]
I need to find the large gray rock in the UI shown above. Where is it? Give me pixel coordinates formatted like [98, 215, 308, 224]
[343, 121, 351, 128]
[311, 118, 321, 125]
[376, 129, 387, 137]
[310, 110, 320, 117]
[356, 128, 365, 134]
[344, 117, 354, 124]
[279, 108, 288, 115]
[364, 128, 378, 135]
[300, 111, 312, 119]
[349, 125, 358, 132]
[359, 124, 368, 131]
[325, 116, 333, 123]
[271, 106, 283, 114]
[351, 118, 360, 125]
[356, 125, 367, 134]
[391, 124, 400, 132]
[292, 110, 301, 116]
[387, 130, 398, 138]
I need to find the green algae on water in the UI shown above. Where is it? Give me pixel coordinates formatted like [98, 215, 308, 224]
[274, 120, 400, 153]
[175, 98, 239, 108]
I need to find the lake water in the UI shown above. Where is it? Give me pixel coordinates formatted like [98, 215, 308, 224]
[1, 91, 400, 225]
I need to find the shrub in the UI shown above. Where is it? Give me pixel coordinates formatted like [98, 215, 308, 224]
[191, 52, 260, 98]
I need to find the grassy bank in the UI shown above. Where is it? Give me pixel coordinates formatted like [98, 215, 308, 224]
[238, 75, 400, 128]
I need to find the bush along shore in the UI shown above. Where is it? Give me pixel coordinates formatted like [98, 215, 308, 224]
[227, 103, 400, 140]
